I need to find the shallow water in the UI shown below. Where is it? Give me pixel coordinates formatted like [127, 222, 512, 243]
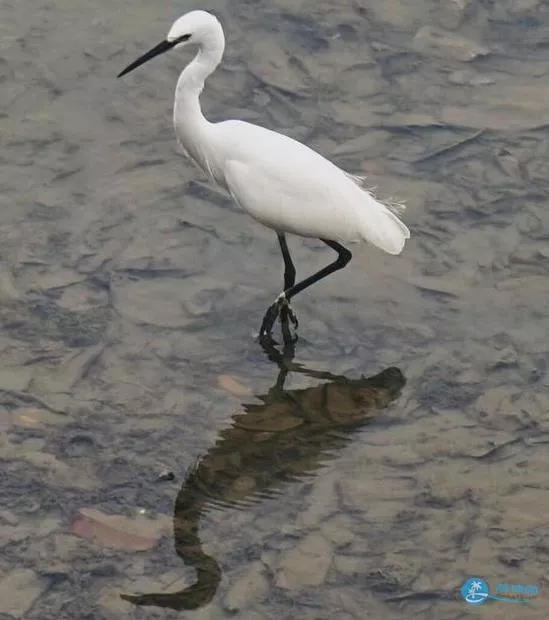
[1, 0, 549, 618]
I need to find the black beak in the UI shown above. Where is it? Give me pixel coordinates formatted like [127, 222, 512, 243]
[117, 39, 176, 78]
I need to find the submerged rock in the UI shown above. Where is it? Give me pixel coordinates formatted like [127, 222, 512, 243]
[0, 569, 49, 617]
[275, 533, 333, 590]
[223, 561, 270, 612]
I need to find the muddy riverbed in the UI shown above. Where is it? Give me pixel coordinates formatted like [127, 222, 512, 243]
[1, 0, 549, 618]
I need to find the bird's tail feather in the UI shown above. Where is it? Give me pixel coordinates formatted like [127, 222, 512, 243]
[357, 193, 410, 255]
[345, 173, 409, 255]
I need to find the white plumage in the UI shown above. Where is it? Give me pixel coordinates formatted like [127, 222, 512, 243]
[118, 9, 410, 340]
[217, 121, 409, 252]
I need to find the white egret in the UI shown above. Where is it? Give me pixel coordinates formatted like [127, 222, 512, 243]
[117, 10, 410, 340]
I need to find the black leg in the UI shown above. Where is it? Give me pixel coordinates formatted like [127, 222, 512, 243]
[277, 233, 296, 290]
[276, 233, 298, 336]
[259, 239, 352, 338]
[284, 239, 351, 300]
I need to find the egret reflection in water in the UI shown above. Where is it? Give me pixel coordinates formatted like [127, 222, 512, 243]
[121, 341, 406, 610]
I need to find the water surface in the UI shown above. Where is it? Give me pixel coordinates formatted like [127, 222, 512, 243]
[1, 0, 549, 618]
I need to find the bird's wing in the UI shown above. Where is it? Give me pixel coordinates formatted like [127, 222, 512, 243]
[220, 121, 410, 252]
[224, 158, 360, 241]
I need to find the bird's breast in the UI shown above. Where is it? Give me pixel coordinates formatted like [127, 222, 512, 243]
[176, 132, 227, 190]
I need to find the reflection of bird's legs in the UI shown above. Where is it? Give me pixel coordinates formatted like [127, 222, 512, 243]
[259, 237, 352, 341]
[260, 325, 347, 393]
[259, 317, 296, 393]
[260, 319, 347, 396]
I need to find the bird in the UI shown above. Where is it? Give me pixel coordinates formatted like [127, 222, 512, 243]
[117, 10, 410, 342]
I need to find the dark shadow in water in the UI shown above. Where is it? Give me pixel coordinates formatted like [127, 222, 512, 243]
[121, 339, 406, 611]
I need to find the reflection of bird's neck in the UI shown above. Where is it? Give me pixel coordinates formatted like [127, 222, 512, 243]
[172, 483, 206, 556]
[121, 480, 221, 611]
[169, 480, 222, 608]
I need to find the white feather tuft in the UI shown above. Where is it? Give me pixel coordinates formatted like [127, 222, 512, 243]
[342, 172, 409, 255]
[344, 172, 407, 216]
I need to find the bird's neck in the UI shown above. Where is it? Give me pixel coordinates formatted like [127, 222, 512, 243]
[173, 44, 222, 133]
[172, 42, 225, 182]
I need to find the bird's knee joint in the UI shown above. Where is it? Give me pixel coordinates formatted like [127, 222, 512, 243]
[339, 249, 352, 267]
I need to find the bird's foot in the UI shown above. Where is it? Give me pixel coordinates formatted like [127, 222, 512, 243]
[258, 303, 280, 341]
[277, 293, 299, 330]
[258, 293, 299, 346]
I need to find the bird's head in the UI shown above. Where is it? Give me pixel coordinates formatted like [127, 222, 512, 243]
[167, 10, 222, 49]
[117, 10, 224, 78]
